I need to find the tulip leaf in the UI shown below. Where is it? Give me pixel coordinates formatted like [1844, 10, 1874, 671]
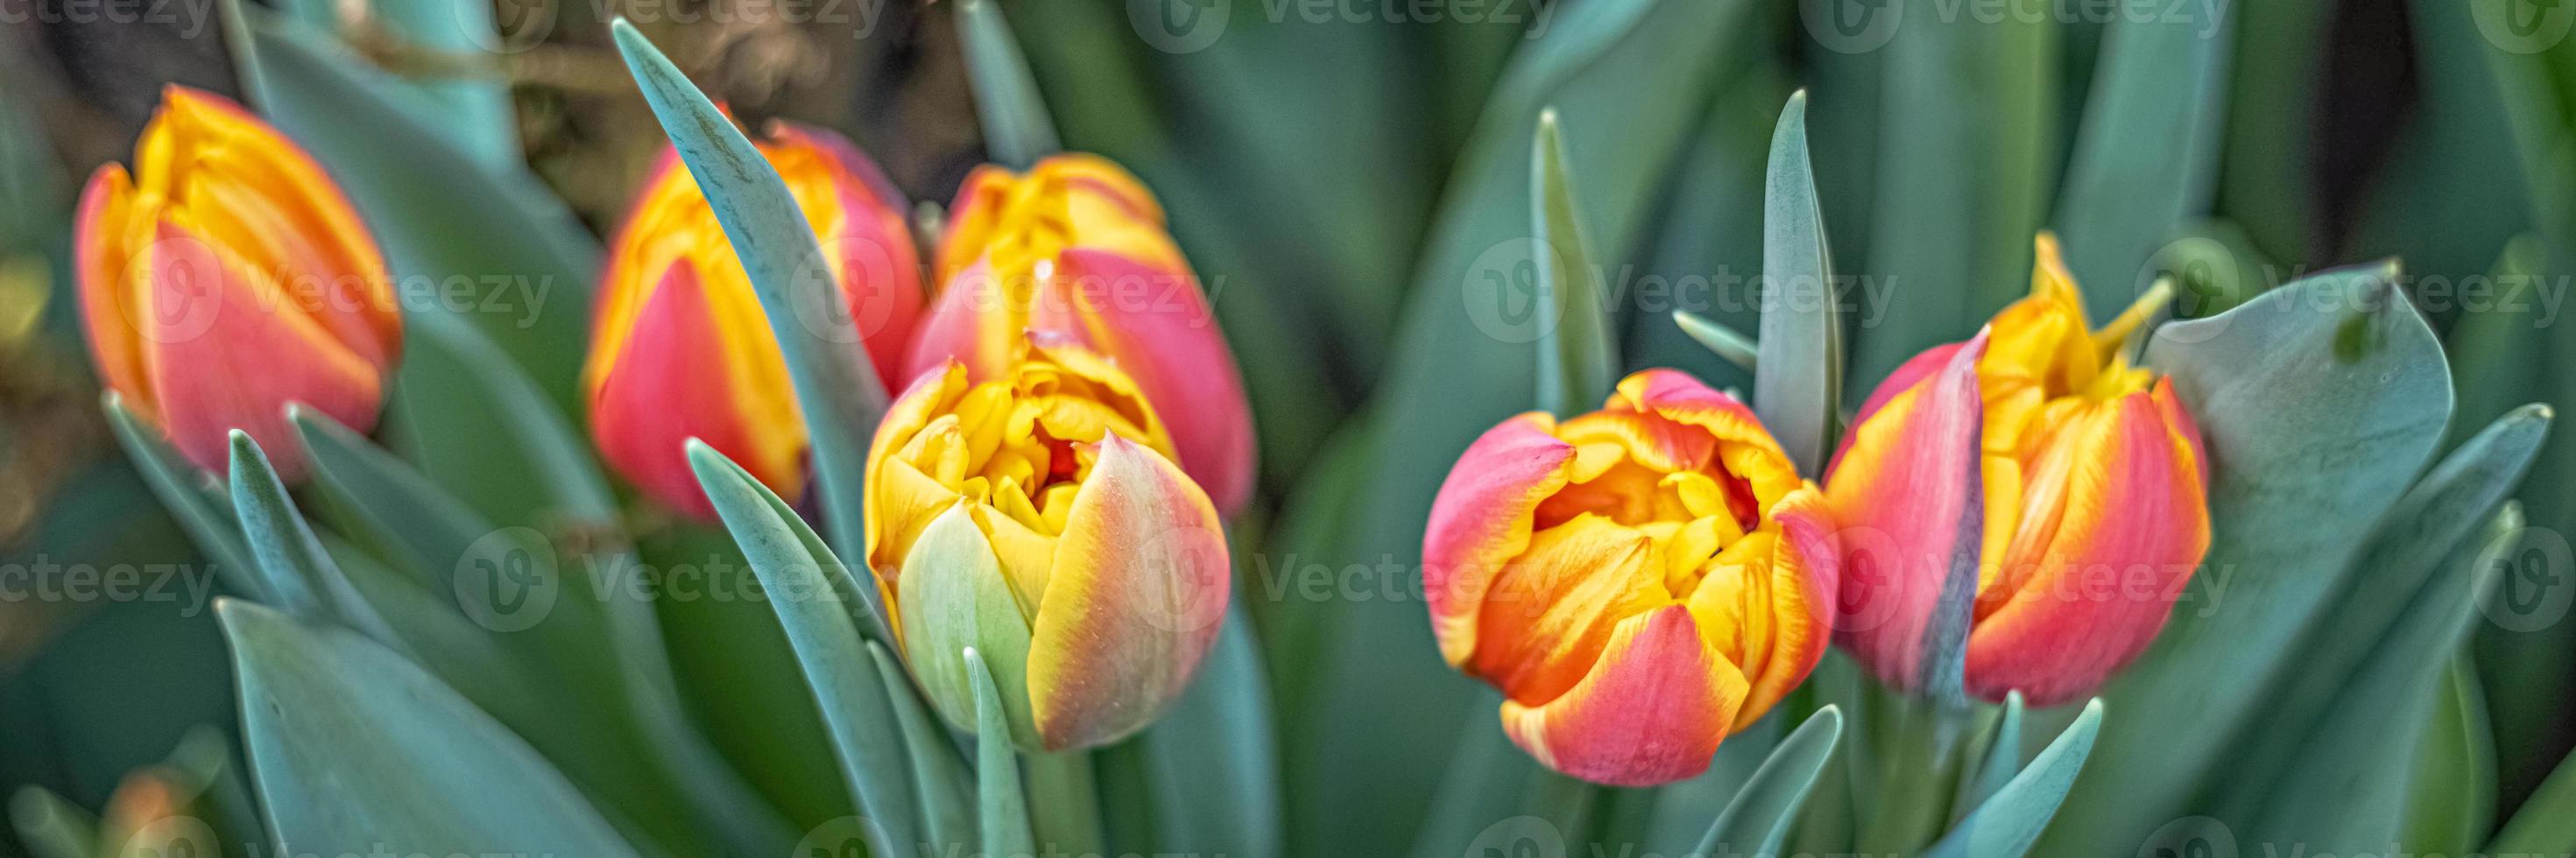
[2045, 264, 2454, 854]
[969, 648, 1035, 858]
[2490, 744, 2576, 855]
[613, 19, 891, 587]
[2238, 500, 2523, 852]
[1693, 706, 1844, 858]
[226, 432, 405, 648]
[1952, 693, 2026, 826]
[1673, 310, 1760, 372]
[1531, 109, 1619, 416]
[2212, 405, 2549, 830]
[956, 0, 1062, 168]
[289, 405, 498, 592]
[1754, 90, 1840, 476]
[8, 786, 96, 858]
[236, 15, 596, 408]
[1923, 699, 2102, 858]
[869, 644, 977, 854]
[218, 600, 641, 857]
[2400, 658, 2497, 856]
[687, 440, 919, 856]
[1132, 601, 1284, 858]
[2050, 2, 2234, 317]
[1402, 690, 1541, 858]
[102, 393, 261, 601]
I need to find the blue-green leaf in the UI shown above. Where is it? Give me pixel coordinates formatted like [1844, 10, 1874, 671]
[869, 644, 975, 854]
[218, 600, 639, 857]
[1673, 311, 1760, 372]
[1531, 109, 1618, 416]
[226, 432, 402, 647]
[970, 648, 1034, 858]
[1754, 90, 1839, 475]
[1953, 693, 2026, 826]
[2051, 3, 2235, 316]
[956, 0, 1062, 168]
[1924, 700, 2103, 858]
[611, 19, 890, 594]
[102, 394, 260, 601]
[1133, 602, 1282, 858]
[1696, 706, 1844, 857]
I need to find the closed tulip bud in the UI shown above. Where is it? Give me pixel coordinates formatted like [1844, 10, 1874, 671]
[586, 122, 925, 520]
[1827, 234, 2211, 707]
[907, 154, 1255, 517]
[867, 343, 1231, 751]
[1422, 369, 1838, 786]
[77, 87, 400, 483]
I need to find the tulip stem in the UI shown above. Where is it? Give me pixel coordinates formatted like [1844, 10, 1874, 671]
[1855, 700, 1973, 854]
[1025, 749, 1105, 855]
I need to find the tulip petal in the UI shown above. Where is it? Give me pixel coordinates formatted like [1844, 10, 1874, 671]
[899, 503, 1040, 748]
[1824, 332, 1990, 700]
[1469, 513, 1666, 705]
[1034, 247, 1258, 517]
[589, 263, 796, 520]
[1027, 434, 1230, 749]
[1500, 605, 1747, 787]
[1964, 390, 2210, 707]
[1422, 412, 1577, 665]
[1736, 488, 1838, 729]
[142, 222, 382, 482]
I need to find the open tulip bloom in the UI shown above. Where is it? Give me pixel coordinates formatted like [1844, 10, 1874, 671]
[41, 12, 2571, 858]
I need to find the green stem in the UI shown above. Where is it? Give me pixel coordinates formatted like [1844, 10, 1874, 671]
[1856, 699, 1972, 854]
[1527, 769, 1602, 852]
[1025, 749, 1105, 856]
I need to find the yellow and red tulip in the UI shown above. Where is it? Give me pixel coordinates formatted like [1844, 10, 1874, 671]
[585, 121, 925, 520]
[1826, 234, 2211, 707]
[77, 86, 401, 483]
[1422, 369, 1838, 786]
[865, 341, 1231, 751]
[907, 153, 1256, 517]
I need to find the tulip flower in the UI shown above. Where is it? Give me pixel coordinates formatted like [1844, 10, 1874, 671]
[907, 153, 1255, 517]
[585, 121, 924, 520]
[78, 86, 400, 482]
[1827, 234, 2210, 707]
[866, 341, 1231, 751]
[1422, 369, 1838, 786]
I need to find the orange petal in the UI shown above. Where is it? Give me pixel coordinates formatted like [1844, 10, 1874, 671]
[1736, 487, 1838, 729]
[1468, 513, 1666, 705]
[1963, 389, 2210, 707]
[1422, 412, 1576, 665]
[1026, 433, 1230, 750]
[1500, 606, 1747, 786]
[1823, 332, 1990, 699]
[589, 263, 803, 520]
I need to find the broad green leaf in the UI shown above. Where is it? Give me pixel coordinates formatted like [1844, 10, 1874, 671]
[1923, 700, 2102, 858]
[2051, 3, 2235, 315]
[226, 433, 402, 647]
[1404, 691, 1540, 858]
[385, 309, 620, 537]
[1754, 90, 1839, 475]
[102, 394, 260, 601]
[612, 20, 890, 593]
[1952, 693, 2026, 826]
[1531, 109, 1619, 415]
[9, 786, 96, 858]
[290, 405, 491, 592]
[218, 601, 639, 857]
[956, 0, 1062, 168]
[1674, 311, 1760, 372]
[1132, 601, 1282, 858]
[687, 441, 918, 856]
[2401, 658, 2498, 855]
[970, 649, 1034, 858]
[869, 644, 976, 854]
[1281, 2, 1757, 849]
[1695, 706, 1843, 858]
[2045, 265, 2456, 854]
[237, 16, 596, 408]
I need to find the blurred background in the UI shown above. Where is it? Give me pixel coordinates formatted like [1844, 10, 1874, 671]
[2, 0, 2572, 854]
